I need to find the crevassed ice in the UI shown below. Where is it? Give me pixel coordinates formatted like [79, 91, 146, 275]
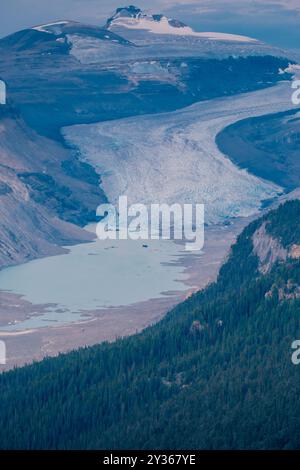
[63, 82, 299, 225]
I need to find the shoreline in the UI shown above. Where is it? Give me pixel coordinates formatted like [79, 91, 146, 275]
[0, 216, 249, 371]
[1, 82, 290, 370]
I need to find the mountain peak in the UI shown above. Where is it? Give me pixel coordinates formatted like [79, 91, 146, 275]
[106, 6, 256, 42]
[106, 5, 188, 31]
[114, 5, 142, 18]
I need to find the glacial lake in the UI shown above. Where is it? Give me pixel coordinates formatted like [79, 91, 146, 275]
[0, 227, 193, 331]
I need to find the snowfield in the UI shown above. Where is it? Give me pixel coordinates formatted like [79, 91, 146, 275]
[67, 33, 281, 66]
[32, 21, 70, 33]
[63, 82, 299, 225]
[66, 34, 130, 64]
[108, 15, 256, 42]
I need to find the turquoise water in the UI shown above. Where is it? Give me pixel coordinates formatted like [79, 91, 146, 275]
[0, 228, 192, 331]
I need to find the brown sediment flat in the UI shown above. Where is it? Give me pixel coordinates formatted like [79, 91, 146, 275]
[0, 291, 55, 325]
[0, 217, 250, 372]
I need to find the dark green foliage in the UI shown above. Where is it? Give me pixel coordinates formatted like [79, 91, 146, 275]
[0, 201, 299, 449]
[266, 200, 300, 248]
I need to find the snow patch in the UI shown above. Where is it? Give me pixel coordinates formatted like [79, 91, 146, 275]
[108, 14, 256, 42]
[32, 21, 69, 34]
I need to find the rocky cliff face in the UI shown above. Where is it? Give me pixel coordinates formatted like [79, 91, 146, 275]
[0, 104, 102, 269]
[252, 222, 288, 274]
[252, 196, 300, 274]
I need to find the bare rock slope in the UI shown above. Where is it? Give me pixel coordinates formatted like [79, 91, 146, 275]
[0, 104, 102, 269]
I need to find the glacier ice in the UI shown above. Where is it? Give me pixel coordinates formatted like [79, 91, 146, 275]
[63, 82, 300, 225]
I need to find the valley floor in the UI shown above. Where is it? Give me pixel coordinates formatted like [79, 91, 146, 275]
[0, 218, 248, 370]
[1, 81, 299, 371]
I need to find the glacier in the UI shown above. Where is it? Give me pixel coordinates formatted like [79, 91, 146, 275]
[67, 32, 286, 66]
[63, 81, 300, 225]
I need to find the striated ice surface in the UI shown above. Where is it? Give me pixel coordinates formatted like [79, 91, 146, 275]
[106, 6, 255, 42]
[67, 33, 287, 66]
[63, 82, 299, 225]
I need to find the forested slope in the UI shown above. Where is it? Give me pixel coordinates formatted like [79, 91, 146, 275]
[0, 201, 300, 449]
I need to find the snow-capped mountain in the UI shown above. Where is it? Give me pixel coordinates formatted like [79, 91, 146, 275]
[106, 5, 256, 43]
[2, 5, 295, 66]
[0, 6, 298, 268]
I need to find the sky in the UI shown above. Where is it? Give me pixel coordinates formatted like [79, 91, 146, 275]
[1, 0, 300, 51]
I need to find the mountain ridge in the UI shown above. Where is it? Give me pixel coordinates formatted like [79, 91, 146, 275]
[106, 5, 257, 43]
